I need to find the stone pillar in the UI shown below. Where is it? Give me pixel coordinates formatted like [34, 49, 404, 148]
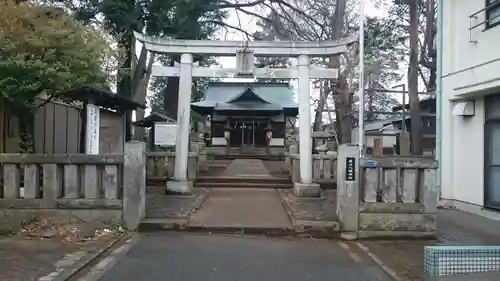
[398, 131, 411, 156]
[293, 54, 321, 197]
[167, 53, 194, 194]
[123, 141, 146, 230]
[336, 144, 360, 238]
[284, 144, 297, 173]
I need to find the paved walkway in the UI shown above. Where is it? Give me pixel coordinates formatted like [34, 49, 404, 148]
[221, 159, 271, 177]
[359, 209, 500, 281]
[188, 188, 292, 230]
[189, 159, 291, 230]
[97, 233, 392, 281]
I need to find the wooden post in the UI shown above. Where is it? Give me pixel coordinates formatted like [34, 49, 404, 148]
[373, 138, 383, 156]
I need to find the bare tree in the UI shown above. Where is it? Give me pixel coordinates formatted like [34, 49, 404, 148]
[419, 0, 437, 91]
[243, 0, 406, 144]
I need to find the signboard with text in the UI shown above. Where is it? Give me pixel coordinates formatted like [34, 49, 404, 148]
[86, 104, 100, 155]
[345, 157, 356, 181]
[154, 123, 177, 146]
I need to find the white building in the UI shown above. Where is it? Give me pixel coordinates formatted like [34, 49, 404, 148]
[441, 0, 500, 213]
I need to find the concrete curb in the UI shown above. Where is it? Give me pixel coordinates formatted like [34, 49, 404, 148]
[47, 234, 127, 281]
[190, 188, 211, 215]
[72, 235, 140, 281]
[139, 218, 189, 232]
[140, 219, 297, 237]
[185, 226, 294, 237]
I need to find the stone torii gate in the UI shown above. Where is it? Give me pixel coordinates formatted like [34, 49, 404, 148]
[132, 32, 356, 196]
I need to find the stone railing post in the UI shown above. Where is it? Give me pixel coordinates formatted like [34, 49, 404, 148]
[336, 144, 360, 238]
[285, 144, 297, 174]
[291, 154, 300, 183]
[123, 141, 146, 230]
[187, 152, 198, 181]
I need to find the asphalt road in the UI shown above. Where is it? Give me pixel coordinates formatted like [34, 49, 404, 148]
[97, 233, 392, 281]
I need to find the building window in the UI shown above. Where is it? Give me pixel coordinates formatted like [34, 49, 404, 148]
[486, 0, 500, 28]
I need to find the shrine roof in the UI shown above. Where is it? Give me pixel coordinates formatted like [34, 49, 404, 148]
[55, 85, 146, 111]
[191, 82, 298, 110]
[214, 102, 283, 111]
[133, 112, 175, 127]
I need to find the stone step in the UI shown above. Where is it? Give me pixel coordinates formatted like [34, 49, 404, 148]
[194, 182, 292, 189]
[213, 155, 285, 161]
[195, 176, 291, 184]
[205, 146, 284, 151]
[138, 218, 294, 236]
[138, 218, 340, 238]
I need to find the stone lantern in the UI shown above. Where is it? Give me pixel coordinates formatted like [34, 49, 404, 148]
[312, 131, 333, 155]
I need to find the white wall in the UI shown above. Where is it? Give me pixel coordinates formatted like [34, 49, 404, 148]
[441, 0, 500, 206]
[442, 0, 500, 98]
[351, 128, 397, 148]
[212, 137, 227, 146]
[269, 138, 284, 146]
[211, 137, 284, 146]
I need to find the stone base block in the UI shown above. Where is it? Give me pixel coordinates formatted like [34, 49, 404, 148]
[166, 180, 193, 194]
[340, 232, 358, 241]
[293, 182, 321, 197]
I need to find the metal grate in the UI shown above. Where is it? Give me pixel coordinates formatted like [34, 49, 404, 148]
[424, 246, 500, 277]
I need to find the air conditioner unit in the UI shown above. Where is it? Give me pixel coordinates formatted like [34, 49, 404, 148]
[394, 0, 422, 4]
[452, 101, 475, 117]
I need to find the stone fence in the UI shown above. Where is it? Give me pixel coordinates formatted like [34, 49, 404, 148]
[146, 152, 199, 185]
[0, 141, 147, 231]
[337, 144, 438, 239]
[287, 153, 337, 188]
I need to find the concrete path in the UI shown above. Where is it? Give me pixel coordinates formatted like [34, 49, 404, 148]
[188, 188, 292, 230]
[97, 233, 392, 281]
[222, 159, 271, 177]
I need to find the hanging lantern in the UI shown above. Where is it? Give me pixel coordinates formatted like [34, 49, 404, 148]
[224, 121, 231, 140]
[265, 120, 273, 141]
[266, 130, 273, 140]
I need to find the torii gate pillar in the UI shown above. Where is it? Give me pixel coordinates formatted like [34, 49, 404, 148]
[167, 53, 194, 194]
[293, 54, 321, 197]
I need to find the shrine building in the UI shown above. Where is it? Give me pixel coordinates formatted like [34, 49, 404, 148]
[191, 82, 298, 154]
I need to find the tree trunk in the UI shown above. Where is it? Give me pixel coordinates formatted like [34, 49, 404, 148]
[163, 55, 181, 120]
[313, 0, 347, 131]
[426, 0, 437, 91]
[133, 53, 155, 141]
[328, 0, 351, 143]
[408, 0, 423, 155]
[334, 75, 352, 144]
[367, 74, 374, 121]
[313, 91, 326, 131]
[117, 31, 134, 141]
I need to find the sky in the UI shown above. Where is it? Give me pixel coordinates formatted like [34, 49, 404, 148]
[217, 1, 389, 68]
